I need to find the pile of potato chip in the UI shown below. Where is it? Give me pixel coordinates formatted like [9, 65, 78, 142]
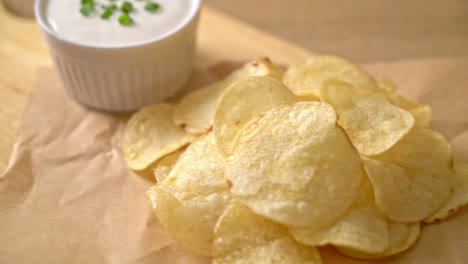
[123, 56, 468, 263]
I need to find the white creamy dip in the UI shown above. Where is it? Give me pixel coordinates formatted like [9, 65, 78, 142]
[45, 0, 192, 47]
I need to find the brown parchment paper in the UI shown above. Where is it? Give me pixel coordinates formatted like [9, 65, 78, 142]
[1, 57, 467, 264]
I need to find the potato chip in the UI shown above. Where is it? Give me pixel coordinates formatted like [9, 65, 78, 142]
[283, 55, 376, 100]
[173, 58, 284, 135]
[146, 134, 231, 256]
[425, 153, 468, 222]
[376, 78, 432, 128]
[226, 102, 362, 228]
[123, 103, 194, 171]
[213, 201, 322, 264]
[214, 76, 297, 156]
[153, 149, 185, 182]
[362, 128, 454, 222]
[289, 176, 389, 254]
[245, 56, 285, 82]
[337, 222, 420, 259]
[133, 165, 159, 181]
[321, 80, 415, 156]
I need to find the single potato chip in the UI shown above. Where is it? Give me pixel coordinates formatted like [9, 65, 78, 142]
[337, 222, 420, 259]
[153, 149, 185, 182]
[362, 128, 454, 222]
[213, 201, 322, 264]
[376, 78, 432, 128]
[321, 80, 415, 156]
[283, 55, 376, 100]
[214, 76, 297, 156]
[147, 134, 232, 256]
[173, 58, 284, 135]
[245, 56, 285, 82]
[425, 153, 468, 222]
[123, 103, 194, 171]
[226, 102, 362, 228]
[289, 176, 389, 254]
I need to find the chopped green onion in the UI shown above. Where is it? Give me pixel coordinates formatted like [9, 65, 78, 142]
[100, 9, 112, 19]
[80, 3, 94, 16]
[80, 0, 94, 16]
[109, 3, 118, 10]
[145, 2, 160, 12]
[121, 1, 133, 13]
[81, 0, 163, 25]
[118, 13, 133, 25]
[100, 3, 117, 19]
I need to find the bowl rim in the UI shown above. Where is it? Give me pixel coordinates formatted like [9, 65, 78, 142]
[34, 0, 202, 50]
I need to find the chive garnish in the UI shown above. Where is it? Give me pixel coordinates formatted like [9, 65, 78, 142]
[80, 0, 94, 16]
[121, 1, 134, 13]
[100, 4, 117, 19]
[144, 2, 160, 13]
[101, 9, 112, 19]
[80, 0, 164, 26]
[80, 3, 94, 16]
[118, 13, 133, 25]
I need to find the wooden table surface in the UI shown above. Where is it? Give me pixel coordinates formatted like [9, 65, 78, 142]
[206, 0, 468, 63]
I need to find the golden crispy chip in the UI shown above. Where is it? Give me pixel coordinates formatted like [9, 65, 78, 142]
[123, 103, 194, 171]
[425, 153, 468, 222]
[376, 78, 432, 128]
[214, 76, 297, 156]
[173, 58, 284, 135]
[362, 128, 454, 222]
[289, 176, 389, 254]
[226, 102, 362, 228]
[213, 201, 322, 264]
[283, 55, 376, 100]
[153, 149, 185, 182]
[246, 56, 285, 82]
[321, 80, 415, 156]
[147, 134, 231, 256]
[132, 165, 159, 181]
[337, 222, 420, 259]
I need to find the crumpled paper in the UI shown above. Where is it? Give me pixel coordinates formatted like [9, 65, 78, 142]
[1, 57, 467, 264]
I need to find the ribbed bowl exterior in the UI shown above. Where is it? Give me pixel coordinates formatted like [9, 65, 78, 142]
[50, 44, 194, 111]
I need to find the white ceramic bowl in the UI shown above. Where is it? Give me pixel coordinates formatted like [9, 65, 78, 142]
[35, 0, 201, 112]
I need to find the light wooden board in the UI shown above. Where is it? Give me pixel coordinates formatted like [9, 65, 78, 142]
[206, 0, 468, 63]
[0, 3, 311, 173]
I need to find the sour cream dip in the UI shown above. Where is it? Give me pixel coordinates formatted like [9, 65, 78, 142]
[45, 0, 192, 47]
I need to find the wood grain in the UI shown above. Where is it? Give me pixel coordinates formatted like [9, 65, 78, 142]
[0, 3, 310, 173]
[205, 0, 468, 63]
